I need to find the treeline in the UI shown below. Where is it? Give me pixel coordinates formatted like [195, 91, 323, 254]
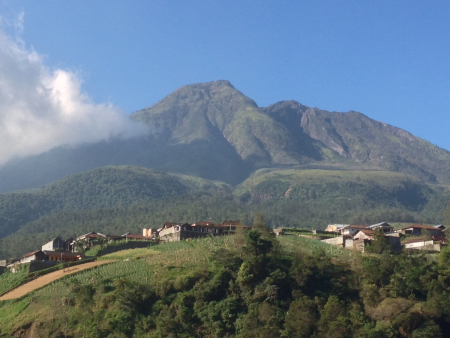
[1, 191, 448, 259]
[0, 166, 206, 239]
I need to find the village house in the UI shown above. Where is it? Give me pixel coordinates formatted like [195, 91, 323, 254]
[324, 224, 348, 233]
[353, 229, 375, 241]
[341, 225, 370, 236]
[143, 228, 157, 238]
[121, 232, 153, 241]
[71, 232, 109, 251]
[20, 250, 85, 263]
[20, 250, 47, 264]
[432, 235, 447, 244]
[220, 220, 244, 231]
[43, 250, 85, 262]
[323, 224, 402, 253]
[106, 235, 122, 241]
[400, 224, 444, 237]
[42, 236, 72, 252]
[369, 222, 395, 233]
[157, 220, 249, 242]
[273, 228, 286, 236]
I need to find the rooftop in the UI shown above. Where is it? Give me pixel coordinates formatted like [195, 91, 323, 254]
[401, 224, 442, 231]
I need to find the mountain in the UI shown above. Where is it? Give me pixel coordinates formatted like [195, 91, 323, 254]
[262, 100, 450, 183]
[1, 80, 450, 193]
[1, 80, 450, 259]
[132, 80, 305, 169]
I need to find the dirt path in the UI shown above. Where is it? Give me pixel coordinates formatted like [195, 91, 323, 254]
[0, 260, 116, 301]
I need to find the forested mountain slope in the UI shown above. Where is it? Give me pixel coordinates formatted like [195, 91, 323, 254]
[1, 165, 449, 259]
[0, 166, 231, 239]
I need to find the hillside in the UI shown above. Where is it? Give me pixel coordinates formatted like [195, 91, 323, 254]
[1, 80, 450, 192]
[1, 231, 450, 337]
[0, 166, 232, 240]
[1, 166, 449, 260]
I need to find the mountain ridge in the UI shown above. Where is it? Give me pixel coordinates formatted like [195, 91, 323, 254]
[0, 80, 449, 193]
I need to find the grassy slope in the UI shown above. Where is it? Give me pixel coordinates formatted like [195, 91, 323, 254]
[0, 238, 219, 335]
[235, 168, 411, 195]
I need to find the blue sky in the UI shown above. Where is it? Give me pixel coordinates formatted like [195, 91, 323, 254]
[1, 0, 449, 152]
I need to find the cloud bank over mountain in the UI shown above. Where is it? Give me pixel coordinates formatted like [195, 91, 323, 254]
[0, 18, 147, 167]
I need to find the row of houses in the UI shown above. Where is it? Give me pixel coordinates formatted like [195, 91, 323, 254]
[14, 230, 151, 267]
[13, 220, 247, 268]
[322, 222, 447, 252]
[145, 220, 249, 242]
[326, 222, 446, 237]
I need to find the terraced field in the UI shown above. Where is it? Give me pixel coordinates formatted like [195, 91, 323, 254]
[0, 260, 115, 301]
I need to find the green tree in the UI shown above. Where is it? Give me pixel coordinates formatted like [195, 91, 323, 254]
[365, 228, 391, 254]
[444, 203, 450, 227]
[252, 212, 272, 238]
[282, 296, 318, 337]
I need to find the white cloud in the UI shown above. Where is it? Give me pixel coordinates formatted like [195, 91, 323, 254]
[0, 17, 148, 166]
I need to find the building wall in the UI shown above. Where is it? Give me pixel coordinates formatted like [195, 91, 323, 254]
[42, 242, 54, 251]
[160, 230, 213, 242]
[405, 228, 442, 236]
[353, 232, 372, 240]
[321, 236, 345, 247]
[405, 240, 434, 249]
[42, 237, 65, 251]
[20, 254, 45, 264]
[345, 239, 354, 248]
[47, 254, 80, 262]
[159, 226, 178, 238]
[29, 261, 59, 273]
[405, 243, 441, 252]
[343, 228, 363, 236]
[387, 236, 402, 253]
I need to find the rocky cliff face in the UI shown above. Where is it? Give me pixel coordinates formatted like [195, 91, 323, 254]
[262, 100, 450, 183]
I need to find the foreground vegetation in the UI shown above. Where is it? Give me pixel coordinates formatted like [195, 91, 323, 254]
[1, 217, 450, 337]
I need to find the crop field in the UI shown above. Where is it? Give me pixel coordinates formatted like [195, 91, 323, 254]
[278, 234, 347, 256]
[0, 269, 28, 296]
[35, 259, 152, 296]
[35, 238, 218, 297]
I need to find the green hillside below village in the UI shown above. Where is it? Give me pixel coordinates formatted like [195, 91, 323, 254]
[2, 215, 450, 337]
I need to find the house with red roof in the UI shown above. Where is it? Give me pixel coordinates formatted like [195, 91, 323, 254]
[400, 224, 443, 237]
